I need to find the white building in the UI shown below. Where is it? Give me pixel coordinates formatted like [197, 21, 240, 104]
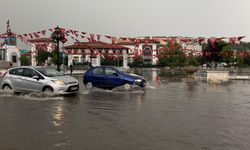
[28, 38, 54, 66]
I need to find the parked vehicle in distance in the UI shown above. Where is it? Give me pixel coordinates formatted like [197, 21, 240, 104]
[83, 66, 146, 89]
[1, 66, 79, 95]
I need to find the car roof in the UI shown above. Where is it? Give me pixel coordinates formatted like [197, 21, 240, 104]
[8, 66, 47, 70]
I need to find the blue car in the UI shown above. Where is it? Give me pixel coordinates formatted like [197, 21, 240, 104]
[83, 66, 146, 89]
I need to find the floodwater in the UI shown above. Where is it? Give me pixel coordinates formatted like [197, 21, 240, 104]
[1, 69, 250, 150]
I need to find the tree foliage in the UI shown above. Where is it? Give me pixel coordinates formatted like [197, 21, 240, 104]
[36, 50, 50, 65]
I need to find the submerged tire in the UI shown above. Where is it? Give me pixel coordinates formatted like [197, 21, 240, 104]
[2, 84, 12, 92]
[43, 86, 54, 94]
[85, 82, 93, 89]
[124, 83, 131, 90]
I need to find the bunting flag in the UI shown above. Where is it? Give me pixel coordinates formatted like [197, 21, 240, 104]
[144, 39, 149, 45]
[87, 37, 91, 42]
[229, 37, 237, 45]
[61, 37, 68, 44]
[238, 36, 245, 41]
[105, 35, 111, 40]
[28, 33, 33, 39]
[90, 34, 95, 41]
[41, 30, 46, 35]
[197, 37, 205, 44]
[80, 35, 85, 39]
[111, 37, 116, 44]
[208, 38, 217, 48]
[33, 32, 40, 38]
[97, 34, 101, 41]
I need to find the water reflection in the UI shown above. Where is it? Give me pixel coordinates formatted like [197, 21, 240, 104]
[52, 101, 65, 127]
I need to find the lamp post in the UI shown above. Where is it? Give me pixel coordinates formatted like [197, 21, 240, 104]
[51, 26, 65, 71]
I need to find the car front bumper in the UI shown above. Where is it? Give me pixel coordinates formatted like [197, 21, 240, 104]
[53, 84, 79, 95]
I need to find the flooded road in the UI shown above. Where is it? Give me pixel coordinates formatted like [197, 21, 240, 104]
[1, 69, 250, 150]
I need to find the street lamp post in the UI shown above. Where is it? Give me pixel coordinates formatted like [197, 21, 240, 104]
[51, 26, 65, 71]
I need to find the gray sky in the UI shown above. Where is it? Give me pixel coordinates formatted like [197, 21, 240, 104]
[1, 0, 250, 44]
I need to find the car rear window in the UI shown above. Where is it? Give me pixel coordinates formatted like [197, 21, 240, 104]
[9, 68, 24, 76]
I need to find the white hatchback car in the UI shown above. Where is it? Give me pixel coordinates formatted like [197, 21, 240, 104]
[1, 66, 79, 95]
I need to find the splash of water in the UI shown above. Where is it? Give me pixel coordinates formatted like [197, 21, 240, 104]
[0, 90, 64, 101]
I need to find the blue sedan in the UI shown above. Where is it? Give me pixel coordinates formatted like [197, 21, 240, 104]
[83, 66, 146, 89]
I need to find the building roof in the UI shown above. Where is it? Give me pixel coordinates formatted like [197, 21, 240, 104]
[28, 38, 54, 43]
[64, 41, 129, 50]
[116, 39, 160, 45]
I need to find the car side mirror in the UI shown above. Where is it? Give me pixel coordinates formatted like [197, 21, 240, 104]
[113, 73, 118, 76]
[32, 75, 39, 81]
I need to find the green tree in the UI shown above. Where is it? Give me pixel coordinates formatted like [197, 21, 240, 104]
[50, 50, 62, 66]
[158, 48, 185, 67]
[129, 56, 143, 68]
[20, 56, 30, 66]
[36, 50, 50, 65]
[219, 45, 235, 66]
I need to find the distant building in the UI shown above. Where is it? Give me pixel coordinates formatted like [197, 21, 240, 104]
[116, 37, 161, 65]
[64, 41, 129, 68]
[28, 38, 54, 66]
[0, 20, 21, 68]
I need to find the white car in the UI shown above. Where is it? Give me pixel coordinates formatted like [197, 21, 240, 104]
[1, 66, 79, 95]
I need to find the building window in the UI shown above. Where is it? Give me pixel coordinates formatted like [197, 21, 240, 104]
[12, 55, 17, 63]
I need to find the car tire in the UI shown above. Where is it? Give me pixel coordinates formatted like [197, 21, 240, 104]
[2, 84, 12, 92]
[43, 86, 54, 94]
[124, 83, 131, 90]
[85, 82, 93, 89]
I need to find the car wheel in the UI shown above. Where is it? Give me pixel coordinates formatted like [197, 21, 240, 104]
[124, 83, 131, 90]
[2, 84, 13, 92]
[85, 82, 93, 89]
[43, 86, 54, 94]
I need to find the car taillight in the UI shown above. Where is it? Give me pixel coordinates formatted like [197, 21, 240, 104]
[2, 72, 7, 78]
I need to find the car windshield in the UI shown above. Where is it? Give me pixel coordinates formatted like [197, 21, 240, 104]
[35, 68, 64, 77]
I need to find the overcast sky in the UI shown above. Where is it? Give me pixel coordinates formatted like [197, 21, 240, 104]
[1, 0, 250, 44]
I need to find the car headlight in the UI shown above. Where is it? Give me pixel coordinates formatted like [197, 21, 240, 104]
[135, 79, 142, 83]
[52, 80, 67, 85]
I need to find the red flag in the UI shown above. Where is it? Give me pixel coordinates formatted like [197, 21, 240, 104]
[238, 36, 245, 41]
[111, 37, 116, 44]
[144, 39, 149, 45]
[80, 35, 85, 39]
[208, 38, 217, 48]
[61, 38, 68, 44]
[74, 30, 78, 34]
[105, 35, 111, 39]
[197, 37, 205, 44]
[90, 34, 95, 41]
[41, 30, 46, 35]
[97, 34, 101, 41]
[229, 37, 237, 45]
[28, 33, 33, 39]
[33, 32, 40, 38]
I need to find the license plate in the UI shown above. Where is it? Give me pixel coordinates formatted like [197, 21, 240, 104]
[71, 86, 78, 91]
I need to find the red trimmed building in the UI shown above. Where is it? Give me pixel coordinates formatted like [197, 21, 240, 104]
[28, 38, 55, 66]
[64, 41, 129, 67]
